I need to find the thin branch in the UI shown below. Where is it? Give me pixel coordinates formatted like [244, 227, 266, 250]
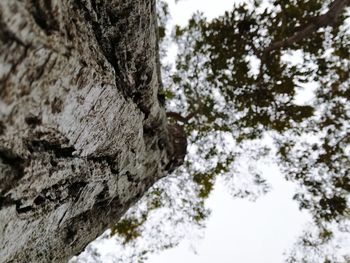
[166, 109, 201, 123]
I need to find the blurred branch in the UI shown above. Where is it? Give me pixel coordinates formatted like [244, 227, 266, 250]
[262, 0, 350, 54]
[166, 110, 200, 123]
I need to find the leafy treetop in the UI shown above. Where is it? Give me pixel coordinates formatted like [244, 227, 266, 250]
[107, 0, 350, 262]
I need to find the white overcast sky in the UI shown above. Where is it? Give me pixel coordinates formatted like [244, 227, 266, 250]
[148, 1, 311, 262]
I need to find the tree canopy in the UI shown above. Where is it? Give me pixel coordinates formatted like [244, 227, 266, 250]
[73, 0, 350, 262]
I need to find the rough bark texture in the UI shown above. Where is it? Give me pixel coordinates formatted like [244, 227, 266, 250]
[0, 1, 179, 262]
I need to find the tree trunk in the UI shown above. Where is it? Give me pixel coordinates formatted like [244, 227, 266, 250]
[0, 1, 178, 262]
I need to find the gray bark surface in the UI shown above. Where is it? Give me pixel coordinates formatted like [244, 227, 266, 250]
[0, 1, 180, 262]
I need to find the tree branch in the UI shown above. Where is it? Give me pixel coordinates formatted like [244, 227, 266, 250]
[166, 110, 200, 123]
[263, 0, 350, 54]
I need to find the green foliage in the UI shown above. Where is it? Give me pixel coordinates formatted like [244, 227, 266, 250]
[169, 0, 350, 225]
[111, 218, 144, 244]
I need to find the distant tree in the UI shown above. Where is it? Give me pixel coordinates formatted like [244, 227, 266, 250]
[74, 0, 350, 262]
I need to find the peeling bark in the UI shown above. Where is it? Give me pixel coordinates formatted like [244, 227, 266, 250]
[0, 1, 183, 262]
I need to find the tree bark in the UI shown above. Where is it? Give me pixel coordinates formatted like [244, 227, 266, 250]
[0, 1, 179, 262]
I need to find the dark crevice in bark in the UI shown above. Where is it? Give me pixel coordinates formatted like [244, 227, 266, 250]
[0, 121, 5, 135]
[68, 181, 88, 200]
[72, 0, 131, 103]
[0, 195, 32, 215]
[33, 195, 46, 205]
[0, 195, 16, 210]
[0, 150, 25, 173]
[16, 202, 33, 214]
[96, 183, 109, 202]
[51, 97, 64, 114]
[26, 140, 75, 158]
[124, 171, 137, 183]
[30, 0, 59, 34]
[65, 226, 78, 245]
[87, 155, 118, 174]
[24, 115, 42, 128]
[0, 149, 26, 193]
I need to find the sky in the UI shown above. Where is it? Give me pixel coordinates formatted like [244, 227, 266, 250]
[168, 0, 236, 25]
[147, 164, 310, 263]
[148, 1, 311, 262]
